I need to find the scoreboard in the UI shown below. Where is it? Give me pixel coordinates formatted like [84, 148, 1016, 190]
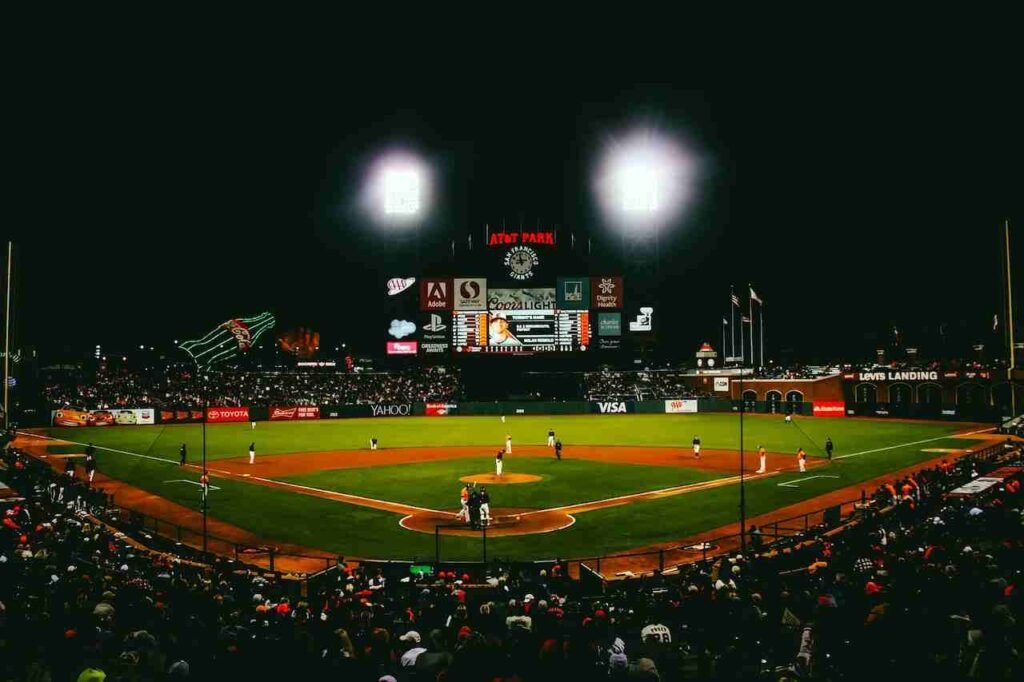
[453, 310, 590, 354]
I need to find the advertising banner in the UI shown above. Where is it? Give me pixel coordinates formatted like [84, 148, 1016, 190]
[386, 341, 418, 355]
[421, 312, 450, 354]
[597, 312, 622, 336]
[207, 406, 251, 423]
[158, 409, 205, 424]
[713, 377, 730, 392]
[370, 403, 413, 417]
[52, 408, 156, 427]
[591, 276, 624, 309]
[591, 401, 632, 414]
[454, 278, 487, 310]
[556, 277, 590, 310]
[487, 288, 555, 310]
[664, 399, 698, 414]
[425, 402, 458, 416]
[269, 406, 320, 421]
[812, 400, 846, 417]
[419, 279, 452, 311]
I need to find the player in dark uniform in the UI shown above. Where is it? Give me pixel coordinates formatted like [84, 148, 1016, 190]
[85, 452, 96, 482]
[179, 443, 187, 466]
[825, 436, 834, 462]
[554, 439, 562, 460]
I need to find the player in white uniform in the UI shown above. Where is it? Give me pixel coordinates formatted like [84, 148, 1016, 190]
[479, 487, 491, 526]
[505, 434, 512, 454]
[547, 429, 555, 447]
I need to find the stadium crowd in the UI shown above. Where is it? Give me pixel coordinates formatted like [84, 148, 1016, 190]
[3, 427, 1020, 680]
[583, 370, 711, 401]
[43, 367, 461, 410]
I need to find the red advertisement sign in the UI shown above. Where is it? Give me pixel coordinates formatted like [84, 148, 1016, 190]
[269, 406, 320, 421]
[591, 276, 624, 309]
[386, 341, 418, 355]
[812, 401, 846, 417]
[207, 406, 250, 423]
[420, 279, 452, 311]
[425, 402, 456, 416]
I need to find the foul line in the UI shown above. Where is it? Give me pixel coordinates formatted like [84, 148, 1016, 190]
[832, 426, 994, 461]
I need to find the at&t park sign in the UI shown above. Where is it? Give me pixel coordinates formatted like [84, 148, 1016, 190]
[488, 230, 555, 246]
[851, 371, 940, 382]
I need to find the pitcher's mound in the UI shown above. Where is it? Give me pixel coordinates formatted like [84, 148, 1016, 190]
[459, 473, 541, 484]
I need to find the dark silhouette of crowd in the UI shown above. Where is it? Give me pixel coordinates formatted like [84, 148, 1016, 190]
[43, 366, 461, 410]
[3, 423, 1021, 680]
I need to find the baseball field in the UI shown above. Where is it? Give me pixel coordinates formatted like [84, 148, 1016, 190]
[20, 414, 993, 565]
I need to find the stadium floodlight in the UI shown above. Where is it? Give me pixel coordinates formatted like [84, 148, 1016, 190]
[593, 127, 699, 230]
[361, 149, 433, 225]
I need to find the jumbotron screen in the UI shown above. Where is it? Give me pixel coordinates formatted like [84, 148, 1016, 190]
[453, 310, 590, 354]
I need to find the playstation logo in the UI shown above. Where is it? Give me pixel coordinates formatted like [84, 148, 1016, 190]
[424, 314, 447, 332]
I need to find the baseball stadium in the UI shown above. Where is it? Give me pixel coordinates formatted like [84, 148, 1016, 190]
[3, 80, 1023, 681]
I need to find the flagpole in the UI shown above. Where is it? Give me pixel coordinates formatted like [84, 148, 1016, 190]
[748, 286, 755, 369]
[1006, 220, 1016, 415]
[759, 301, 765, 368]
[730, 286, 736, 363]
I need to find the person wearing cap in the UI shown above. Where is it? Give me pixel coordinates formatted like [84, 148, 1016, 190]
[398, 630, 426, 667]
[488, 313, 521, 346]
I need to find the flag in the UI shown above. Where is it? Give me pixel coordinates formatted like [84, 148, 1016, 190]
[993, 314, 998, 331]
[750, 287, 762, 304]
[179, 312, 276, 370]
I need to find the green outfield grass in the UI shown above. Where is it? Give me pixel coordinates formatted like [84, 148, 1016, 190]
[41, 413, 971, 461]
[32, 415, 988, 561]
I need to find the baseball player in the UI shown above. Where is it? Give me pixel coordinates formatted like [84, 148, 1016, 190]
[479, 486, 491, 527]
[555, 439, 562, 460]
[457, 484, 469, 521]
[495, 449, 504, 477]
[547, 428, 555, 447]
[179, 443, 187, 467]
[370, 437, 378, 451]
[825, 437, 834, 462]
[692, 435, 701, 459]
[756, 445, 767, 474]
[249, 442, 256, 465]
[797, 447, 807, 473]
[85, 451, 96, 483]
[505, 433, 512, 454]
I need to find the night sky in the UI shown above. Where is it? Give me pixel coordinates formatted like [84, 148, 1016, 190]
[9, 76, 1021, 364]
